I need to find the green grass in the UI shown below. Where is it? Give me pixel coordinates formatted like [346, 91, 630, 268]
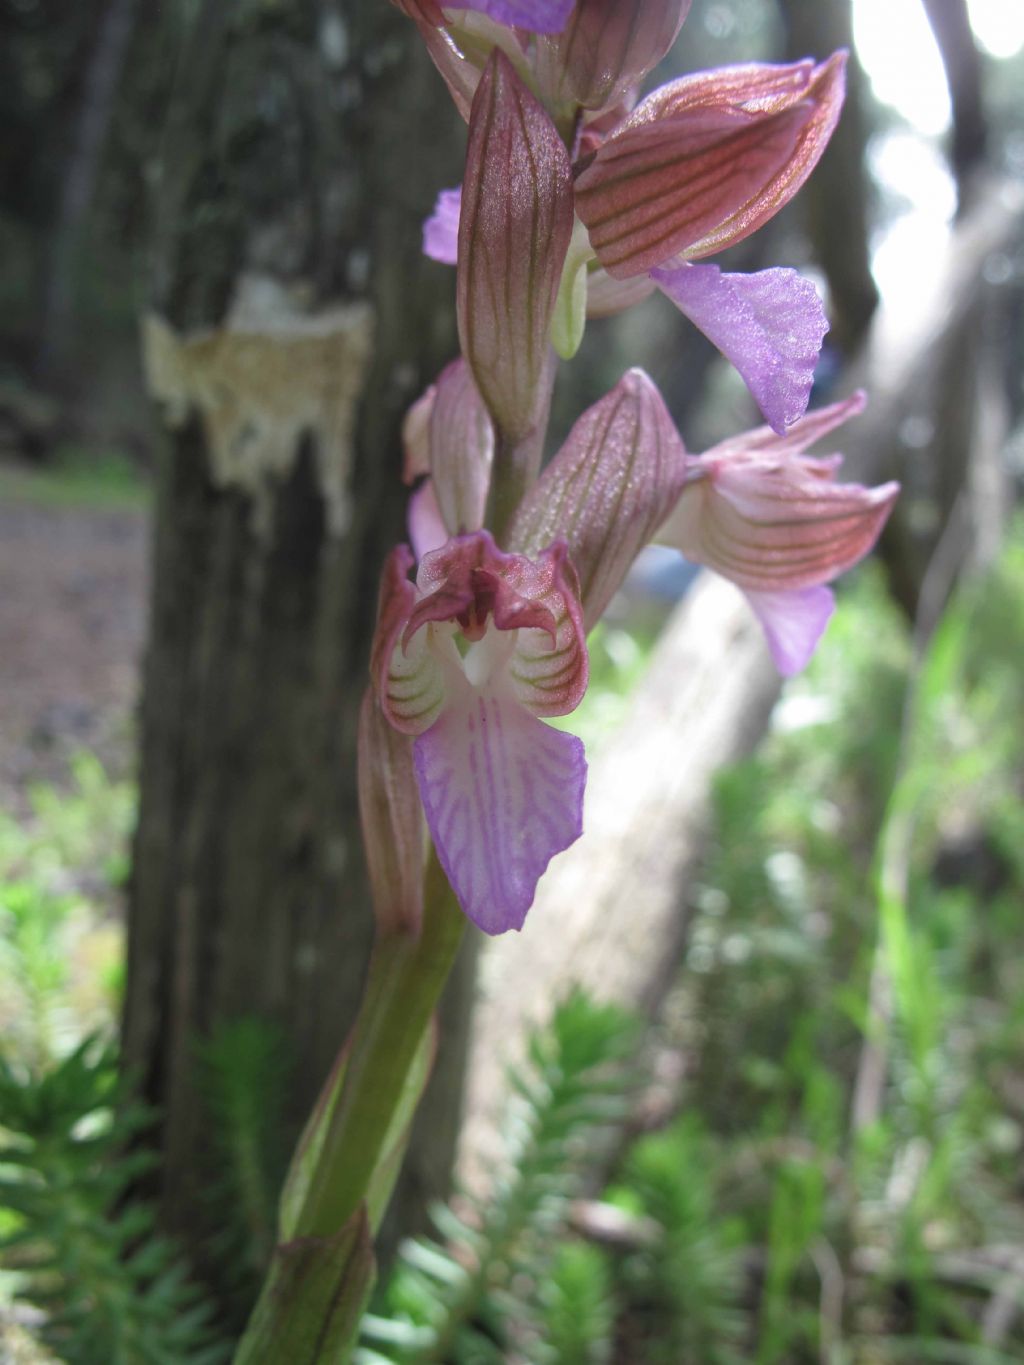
[0, 445, 149, 510]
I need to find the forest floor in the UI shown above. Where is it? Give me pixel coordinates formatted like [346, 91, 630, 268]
[0, 458, 149, 811]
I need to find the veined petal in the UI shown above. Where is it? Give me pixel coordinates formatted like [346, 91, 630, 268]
[429, 358, 494, 534]
[358, 690, 424, 935]
[414, 681, 586, 934]
[391, 3, 539, 118]
[536, 0, 691, 112]
[574, 53, 846, 277]
[509, 541, 588, 715]
[373, 545, 449, 735]
[458, 51, 574, 441]
[449, 0, 575, 32]
[410, 531, 561, 642]
[702, 389, 866, 462]
[660, 451, 899, 592]
[423, 186, 462, 264]
[746, 585, 835, 676]
[509, 369, 687, 629]
[651, 263, 828, 434]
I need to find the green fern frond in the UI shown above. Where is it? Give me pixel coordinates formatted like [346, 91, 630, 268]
[193, 1015, 293, 1315]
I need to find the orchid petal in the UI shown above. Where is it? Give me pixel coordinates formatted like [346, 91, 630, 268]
[651, 263, 828, 434]
[508, 542, 589, 715]
[429, 358, 494, 534]
[449, 0, 575, 32]
[458, 51, 574, 442]
[402, 385, 436, 483]
[423, 187, 462, 265]
[585, 265, 656, 318]
[414, 682, 586, 934]
[660, 452, 899, 592]
[408, 480, 449, 560]
[391, 0, 447, 22]
[703, 390, 867, 462]
[536, 0, 691, 112]
[746, 585, 835, 676]
[509, 369, 687, 629]
[574, 54, 846, 277]
[358, 690, 424, 935]
[372, 545, 448, 735]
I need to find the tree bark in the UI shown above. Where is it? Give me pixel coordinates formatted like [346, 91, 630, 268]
[122, 0, 468, 1310]
[34, 0, 138, 381]
[779, 0, 879, 354]
[922, 0, 989, 207]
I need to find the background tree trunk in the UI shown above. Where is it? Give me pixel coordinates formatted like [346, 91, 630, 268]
[34, 0, 138, 382]
[778, 0, 879, 355]
[922, 0, 988, 207]
[121, 0, 469, 1313]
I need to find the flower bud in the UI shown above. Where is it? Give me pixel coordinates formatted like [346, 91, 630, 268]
[458, 51, 573, 443]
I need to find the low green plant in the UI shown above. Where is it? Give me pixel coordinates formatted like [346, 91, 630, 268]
[0, 751, 134, 1066]
[609, 1115, 747, 1365]
[194, 1017, 294, 1325]
[0, 1038, 226, 1364]
[360, 990, 637, 1364]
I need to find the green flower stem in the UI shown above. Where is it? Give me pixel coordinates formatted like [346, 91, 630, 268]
[294, 847, 466, 1239]
[487, 348, 557, 543]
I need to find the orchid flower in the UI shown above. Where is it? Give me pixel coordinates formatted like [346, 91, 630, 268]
[371, 533, 588, 936]
[658, 392, 900, 674]
[392, 0, 690, 120]
[424, 53, 845, 434]
[380, 365, 687, 934]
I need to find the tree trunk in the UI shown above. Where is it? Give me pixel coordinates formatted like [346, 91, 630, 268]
[34, 0, 138, 382]
[922, 0, 988, 207]
[122, 0, 468, 1311]
[779, 0, 879, 354]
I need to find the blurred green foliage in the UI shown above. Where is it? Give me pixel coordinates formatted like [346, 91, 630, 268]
[0, 752, 134, 1069]
[365, 531, 1024, 1363]
[2, 527, 1023, 1362]
[0, 443, 148, 509]
[360, 991, 637, 1365]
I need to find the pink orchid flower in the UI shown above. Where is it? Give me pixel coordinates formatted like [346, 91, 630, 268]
[372, 533, 588, 935]
[658, 392, 900, 674]
[382, 366, 686, 933]
[424, 52, 845, 436]
[385, 363, 896, 933]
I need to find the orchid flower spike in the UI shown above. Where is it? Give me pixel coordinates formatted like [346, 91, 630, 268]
[658, 392, 900, 675]
[423, 53, 846, 435]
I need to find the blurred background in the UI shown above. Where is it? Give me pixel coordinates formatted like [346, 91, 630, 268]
[1, 1, 1023, 1361]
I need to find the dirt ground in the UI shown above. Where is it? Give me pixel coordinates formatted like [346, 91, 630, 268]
[0, 469, 149, 807]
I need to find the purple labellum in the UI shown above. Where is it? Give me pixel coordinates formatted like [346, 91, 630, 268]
[423, 186, 462, 264]
[745, 585, 835, 676]
[651, 263, 829, 434]
[414, 685, 586, 933]
[450, 0, 576, 33]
